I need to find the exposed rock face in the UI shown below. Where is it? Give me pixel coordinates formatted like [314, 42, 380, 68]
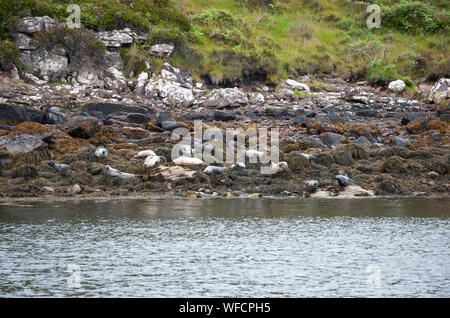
[0, 134, 46, 154]
[150, 44, 175, 59]
[145, 78, 195, 107]
[76, 66, 103, 86]
[19, 49, 69, 82]
[214, 111, 237, 121]
[65, 116, 99, 139]
[161, 63, 193, 88]
[15, 16, 55, 35]
[388, 80, 406, 92]
[204, 88, 249, 108]
[0, 104, 51, 124]
[135, 72, 149, 93]
[428, 78, 449, 104]
[96, 28, 136, 47]
[13, 33, 37, 50]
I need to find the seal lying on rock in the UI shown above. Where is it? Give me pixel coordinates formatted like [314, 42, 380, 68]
[172, 156, 204, 165]
[244, 149, 265, 161]
[48, 161, 69, 173]
[333, 175, 361, 187]
[301, 153, 315, 161]
[143, 155, 166, 168]
[95, 146, 108, 158]
[135, 150, 157, 158]
[270, 161, 289, 173]
[204, 166, 226, 174]
[105, 165, 141, 179]
[304, 180, 319, 193]
[230, 162, 246, 170]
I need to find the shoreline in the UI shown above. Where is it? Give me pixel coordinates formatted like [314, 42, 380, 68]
[1, 193, 449, 204]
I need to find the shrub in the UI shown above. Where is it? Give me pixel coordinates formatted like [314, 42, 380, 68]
[121, 44, 148, 77]
[35, 27, 106, 73]
[235, 0, 275, 11]
[382, 1, 449, 34]
[0, 40, 19, 71]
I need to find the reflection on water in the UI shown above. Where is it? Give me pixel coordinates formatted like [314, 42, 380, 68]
[0, 198, 449, 297]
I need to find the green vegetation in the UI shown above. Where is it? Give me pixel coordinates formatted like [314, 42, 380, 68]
[0, 40, 19, 71]
[1, 0, 449, 85]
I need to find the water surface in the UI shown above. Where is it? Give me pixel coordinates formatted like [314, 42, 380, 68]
[0, 198, 449, 297]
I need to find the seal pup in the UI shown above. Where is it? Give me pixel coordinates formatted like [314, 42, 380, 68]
[230, 162, 246, 171]
[48, 161, 69, 173]
[333, 175, 361, 187]
[135, 150, 157, 158]
[105, 165, 140, 179]
[204, 166, 226, 175]
[304, 180, 319, 193]
[95, 146, 108, 158]
[172, 156, 204, 166]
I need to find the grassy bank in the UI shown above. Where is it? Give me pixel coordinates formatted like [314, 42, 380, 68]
[1, 0, 449, 85]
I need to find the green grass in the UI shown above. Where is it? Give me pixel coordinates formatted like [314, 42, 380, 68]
[2, 0, 449, 85]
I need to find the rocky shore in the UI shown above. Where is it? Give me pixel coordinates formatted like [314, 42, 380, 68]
[0, 17, 448, 200]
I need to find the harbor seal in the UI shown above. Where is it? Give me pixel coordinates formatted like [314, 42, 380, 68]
[333, 175, 361, 187]
[300, 153, 315, 161]
[135, 150, 157, 159]
[143, 155, 166, 168]
[172, 156, 204, 166]
[270, 161, 289, 173]
[95, 146, 108, 158]
[230, 162, 246, 171]
[105, 165, 140, 179]
[203, 166, 226, 174]
[48, 161, 69, 173]
[304, 180, 319, 193]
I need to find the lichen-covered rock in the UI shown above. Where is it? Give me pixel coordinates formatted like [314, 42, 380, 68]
[13, 33, 37, 50]
[15, 16, 55, 35]
[96, 28, 136, 47]
[150, 44, 175, 59]
[161, 63, 193, 88]
[145, 78, 195, 107]
[19, 49, 69, 82]
[204, 88, 249, 108]
[428, 78, 449, 104]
